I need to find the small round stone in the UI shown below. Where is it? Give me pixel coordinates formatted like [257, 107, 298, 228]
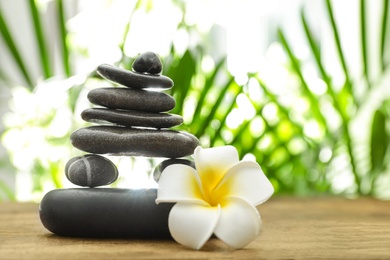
[65, 154, 118, 187]
[70, 126, 199, 158]
[97, 64, 173, 89]
[81, 108, 183, 129]
[153, 159, 195, 182]
[87, 88, 176, 113]
[132, 52, 162, 75]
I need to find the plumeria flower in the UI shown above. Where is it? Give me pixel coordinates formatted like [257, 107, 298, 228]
[156, 145, 274, 250]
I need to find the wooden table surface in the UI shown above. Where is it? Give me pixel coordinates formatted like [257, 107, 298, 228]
[0, 197, 389, 259]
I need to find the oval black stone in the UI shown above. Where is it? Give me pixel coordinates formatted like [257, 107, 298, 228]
[87, 88, 175, 113]
[132, 52, 162, 75]
[39, 188, 174, 238]
[81, 108, 183, 129]
[65, 154, 118, 187]
[70, 126, 199, 158]
[97, 64, 173, 89]
[153, 159, 195, 182]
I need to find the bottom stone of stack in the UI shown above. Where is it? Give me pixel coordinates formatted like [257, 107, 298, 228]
[39, 188, 174, 239]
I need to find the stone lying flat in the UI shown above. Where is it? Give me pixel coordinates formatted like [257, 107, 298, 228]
[65, 154, 118, 187]
[97, 64, 173, 89]
[88, 87, 175, 113]
[81, 108, 183, 129]
[153, 159, 195, 182]
[132, 52, 162, 75]
[70, 126, 199, 158]
[39, 188, 173, 238]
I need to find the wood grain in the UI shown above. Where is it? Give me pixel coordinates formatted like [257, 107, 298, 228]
[1, 197, 389, 259]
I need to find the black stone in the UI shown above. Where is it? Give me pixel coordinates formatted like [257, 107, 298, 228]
[65, 154, 118, 187]
[153, 159, 195, 182]
[81, 108, 183, 129]
[132, 52, 162, 75]
[87, 88, 175, 113]
[39, 188, 174, 238]
[97, 64, 173, 89]
[70, 126, 199, 158]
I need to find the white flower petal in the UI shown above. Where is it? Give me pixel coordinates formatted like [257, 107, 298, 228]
[214, 197, 261, 249]
[156, 164, 206, 204]
[168, 203, 221, 250]
[194, 146, 240, 190]
[214, 161, 274, 206]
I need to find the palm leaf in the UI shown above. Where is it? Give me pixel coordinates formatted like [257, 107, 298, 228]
[194, 76, 236, 137]
[169, 50, 197, 115]
[369, 109, 388, 193]
[380, 0, 389, 71]
[209, 95, 238, 147]
[229, 94, 264, 147]
[300, 8, 346, 120]
[360, 0, 369, 82]
[28, 0, 52, 79]
[325, 0, 353, 96]
[192, 57, 226, 126]
[0, 8, 34, 89]
[254, 76, 320, 148]
[56, 0, 71, 76]
[278, 28, 328, 131]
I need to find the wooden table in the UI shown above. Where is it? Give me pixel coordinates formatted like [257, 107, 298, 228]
[1, 197, 389, 259]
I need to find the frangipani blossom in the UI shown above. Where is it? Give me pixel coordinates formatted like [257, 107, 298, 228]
[156, 146, 274, 250]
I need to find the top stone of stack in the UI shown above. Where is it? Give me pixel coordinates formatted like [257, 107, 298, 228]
[132, 51, 163, 74]
[97, 52, 173, 90]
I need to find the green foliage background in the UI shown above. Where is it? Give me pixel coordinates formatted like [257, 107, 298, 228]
[0, 0, 389, 200]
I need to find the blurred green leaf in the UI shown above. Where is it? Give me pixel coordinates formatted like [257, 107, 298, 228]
[380, 0, 389, 71]
[169, 50, 197, 115]
[194, 76, 236, 137]
[278, 28, 328, 131]
[56, 0, 71, 76]
[192, 57, 226, 126]
[209, 85, 242, 147]
[49, 161, 63, 189]
[325, 0, 353, 96]
[0, 179, 16, 201]
[360, 0, 369, 82]
[0, 7, 34, 89]
[370, 109, 388, 173]
[28, 0, 52, 79]
[301, 8, 347, 120]
[300, 9, 328, 82]
[119, 0, 143, 54]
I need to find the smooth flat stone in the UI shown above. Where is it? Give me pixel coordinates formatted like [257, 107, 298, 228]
[81, 108, 183, 129]
[70, 126, 199, 158]
[153, 159, 195, 182]
[132, 52, 162, 75]
[88, 88, 175, 113]
[65, 154, 118, 187]
[97, 64, 173, 89]
[39, 188, 173, 238]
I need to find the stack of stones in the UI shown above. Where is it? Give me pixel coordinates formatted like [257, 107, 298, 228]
[39, 52, 199, 239]
[64, 52, 198, 188]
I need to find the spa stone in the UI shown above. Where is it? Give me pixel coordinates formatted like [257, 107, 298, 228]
[81, 108, 183, 129]
[132, 51, 162, 75]
[39, 188, 173, 238]
[97, 64, 173, 89]
[87, 87, 175, 113]
[153, 159, 196, 182]
[65, 154, 118, 187]
[70, 126, 199, 158]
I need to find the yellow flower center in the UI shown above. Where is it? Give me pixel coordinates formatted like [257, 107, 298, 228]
[200, 169, 230, 207]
